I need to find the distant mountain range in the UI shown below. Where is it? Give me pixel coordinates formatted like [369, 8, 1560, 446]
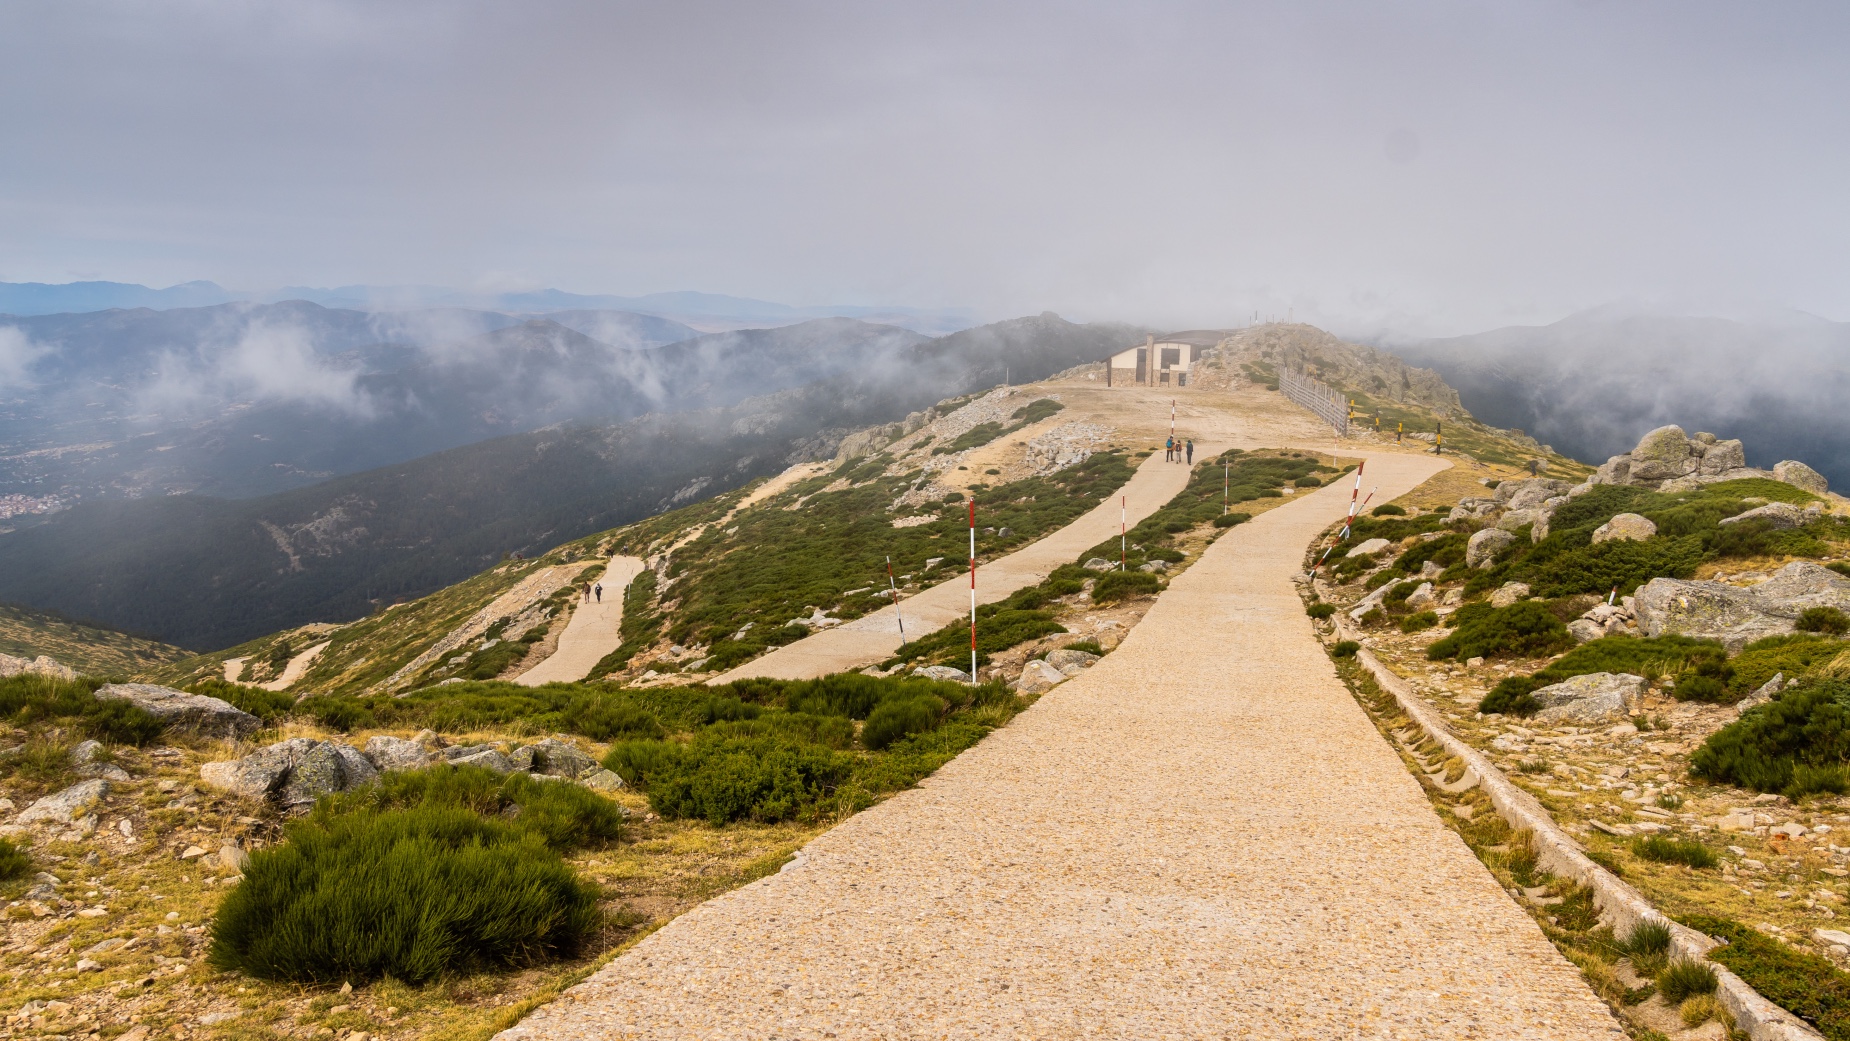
[0, 313, 1144, 649]
[0, 302, 919, 502]
[0, 280, 978, 335]
[1391, 306, 1850, 488]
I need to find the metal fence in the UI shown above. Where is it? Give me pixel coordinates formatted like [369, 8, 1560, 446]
[1279, 367, 1349, 436]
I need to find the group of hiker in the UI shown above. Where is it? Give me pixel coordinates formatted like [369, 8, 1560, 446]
[1164, 436, 1195, 464]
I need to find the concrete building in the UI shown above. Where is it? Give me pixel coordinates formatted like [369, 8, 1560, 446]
[1104, 332, 1219, 387]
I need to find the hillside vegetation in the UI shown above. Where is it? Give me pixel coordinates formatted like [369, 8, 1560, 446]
[0, 314, 1146, 650]
[0, 603, 185, 676]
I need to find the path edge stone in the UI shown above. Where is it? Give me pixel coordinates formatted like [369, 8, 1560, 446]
[1339, 621, 1823, 1041]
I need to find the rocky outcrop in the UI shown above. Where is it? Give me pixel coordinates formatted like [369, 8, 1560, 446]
[1569, 601, 1636, 643]
[446, 745, 516, 774]
[1775, 460, 1829, 496]
[1347, 582, 1393, 622]
[1346, 538, 1391, 558]
[1589, 425, 1829, 495]
[1489, 582, 1530, 609]
[508, 737, 599, 778]
[1736, 672, 1785, 714]
[1496, 478, 1575, 510]
[1633, 561, 1850, 652]
[0, 654, 78, 681]
[1718, 502, 1812, 530]
[1532, 673, 1647, 725]
[914, 665, 970, 683]
[1466, 528, 1517, 569]
[1015, 660, 1065, 692]
[363, 735, 433, 772]
[1447, 497, 1498, 523]
[201, 738, 376, 807]
[1043, 648, 1100, 673]
[16, 780, 109, 825]
[94, 683, 259, 739]
[203, 732, 606, 807]
[1592, 513, 1657, 544]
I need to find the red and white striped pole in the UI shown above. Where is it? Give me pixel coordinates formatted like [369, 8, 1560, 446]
[885, 555, 906, 647]
[1120, 495, 1127, 571]
[969, 498, 977, 682]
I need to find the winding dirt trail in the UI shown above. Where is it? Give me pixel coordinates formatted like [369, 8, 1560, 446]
[711, 447, 1206, 683]
[498, 447, 1622, 1040]
[514, 555, 647, 686]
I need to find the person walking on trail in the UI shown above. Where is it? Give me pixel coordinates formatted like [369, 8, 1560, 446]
[1165, 436, 1174, 462]
[583, 583, 592, 602]
[1186, 439, 1194, 464]
[594, 582, 603, 603]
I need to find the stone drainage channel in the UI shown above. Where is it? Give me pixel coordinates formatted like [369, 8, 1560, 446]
[1333, 614, 1823, 1041]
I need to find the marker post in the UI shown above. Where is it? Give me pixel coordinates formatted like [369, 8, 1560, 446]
[885, 555, 906, 647]
[1120, 495, 1127, 570]
[969, 499, 977, 682]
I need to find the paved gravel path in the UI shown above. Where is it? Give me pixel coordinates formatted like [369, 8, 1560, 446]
[501, 448, 1622, 1040]
[712, 449, 1203, 683]
[515, 555, 646, 686]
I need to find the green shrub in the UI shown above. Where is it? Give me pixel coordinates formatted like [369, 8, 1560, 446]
[933, 421, 1009, 454]
[1400, 611, 1439, 633]
[624, 732, 856, 825]
[1147, 546, 1185, 563]
[186, 679, 297, 722]
[1426, 601, 1573, 662]
[320, 765, 623, 852]
[1212, 512, 1251, 528]
[81, 698, 167, 746]
[209, 804, 598, 984]
[1383, 581, 1422, 611]
[1392, 532, 1466, 574]
[1672, 658, 1737, 704]
[1657, 960, 1719, 1003]
[1731, 634, 1842, 698]
[1631, 836, 1717, 868]
[1332, 641, 1361, 658]
[1528, 635, 1724, 688]
[603, 738, 683, 789]
[1789, 763, 1850, 799]
[560, 696, 665, 741]
[1479, 676, 1543, 717]
[0, 675, 166, 746]
[1690, 680, 1850, 793]
[1681, 914, 1850, 1039]
[1800, 607, 1850, 636]
[1371, 503, 1406, 516]
[0, 836, 29, 881]
[1306, 602, 1336, 620]
[1010, 398, 1065, 424]
[1293, 475, 1322, 488]
[862, 695, 946, 751]
[297, 696, 375, 733]
[1092, 570, 1160, 603]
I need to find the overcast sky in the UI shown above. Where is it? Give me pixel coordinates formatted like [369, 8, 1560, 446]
[1, 1, 1845, 335]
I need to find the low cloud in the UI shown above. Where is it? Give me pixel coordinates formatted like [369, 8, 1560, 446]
[136, 320, 374, 419]
[0, 328, 46, 393]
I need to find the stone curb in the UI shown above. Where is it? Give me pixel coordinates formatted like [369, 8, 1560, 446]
[1338, 620, 1823, 1041]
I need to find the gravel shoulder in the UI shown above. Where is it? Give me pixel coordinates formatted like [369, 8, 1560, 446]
[499, 449, 1625, 1040]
